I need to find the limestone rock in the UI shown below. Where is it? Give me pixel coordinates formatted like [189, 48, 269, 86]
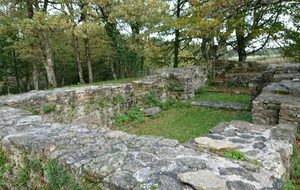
[143, 107, 161, 117]
[192, 101, 246, 110]
[178, 170, 228, 190]
[194, 137, 238, 150]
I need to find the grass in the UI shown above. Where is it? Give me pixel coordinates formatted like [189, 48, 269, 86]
[119, 107, 251, 143]
[193, 91, 250, 106]
[202, 85, 250, 94]
[116, 87, 252, 143]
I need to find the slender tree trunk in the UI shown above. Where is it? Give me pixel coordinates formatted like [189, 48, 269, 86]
[84, 36, 93, 83]
[27, 0, 57, 88]
[12, 49, 21, 93]
[39, 33, 57, 88]
[80, 2, 93, 83]
[72, 32, 85, 83]
[173, 0, 182, 68]
[32, 62, 39, 90]
[108, 57, 117, 80]
[174, 29, 180, 68]
[66, 3, 85, 84]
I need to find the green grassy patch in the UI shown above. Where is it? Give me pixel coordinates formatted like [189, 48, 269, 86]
[201, 85, 250, 94]
[193, 91, 250, 106]
[119, 107, 251, 143]
[116, 89, 251, 143]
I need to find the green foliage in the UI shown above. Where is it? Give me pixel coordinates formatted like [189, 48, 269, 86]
[168, 80, 184, 92]
[283, 180, 297, 190]
[160, 99, 190, 110]
[94, 97, 112, 107]
[283, 145, 300, 190]
[206, 71, 215, 85]
[0, 151, 8, 186]
[45, 160, 70, 190]
[15, 166, 30, 188]
[223, 150, 246, 161]
[27, 158, 43, 172]
[114, 107, 145, 128]
[42, 103, 56, 113]
[112, 94, 125, 105]
[143, 92, 160, 107]
[44, 159, 85, 190]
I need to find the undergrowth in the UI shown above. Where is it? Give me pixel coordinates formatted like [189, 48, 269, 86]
[283, 140, 300, 189]
[0, 151, 90, 190]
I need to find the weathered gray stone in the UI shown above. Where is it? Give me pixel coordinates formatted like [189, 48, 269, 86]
[192, 101, 247, 110]
[178, 170, 228, 190]
[226, 181, 256, 190]
[219, 167, 257, 181]
[194, 137, 238, 150]
[143, 107, 161, 116]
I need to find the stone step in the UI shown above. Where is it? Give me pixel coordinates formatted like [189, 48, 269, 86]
[192, 101, 248, 110]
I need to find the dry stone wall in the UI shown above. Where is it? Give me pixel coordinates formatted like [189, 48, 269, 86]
[0, 64, 299, 190]
[0, 84, 134, 128]
[252, 79, 300, 126]
[249, 63, 300, 103]
[133, 65, 209, 100]
[210, 60, 267, 87]
[0, 108, 297, 190]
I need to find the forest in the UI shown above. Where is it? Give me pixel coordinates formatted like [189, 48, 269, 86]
[0, 0, 299, 94]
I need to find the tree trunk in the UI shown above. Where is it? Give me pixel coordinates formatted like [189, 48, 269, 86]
[12, 49, 21, 93]
[66, 3, 85, 84]
[237, 48, 247, 62]
[84, 36, 93, 83]
[28, 0, 56, 88]
[39, 33, 57, 88]
[32, 62, 39, 90]
[174, 29, 180, 68]
[173, 0, 182, 68]
[72, 32, 85, 84]
[236, 25, 247, 62]
[130, 22, 144, 76]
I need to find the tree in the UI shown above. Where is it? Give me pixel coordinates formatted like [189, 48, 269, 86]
[282, 2, 300, 62]
[225, 4, 284, 62]
[64, 0, 85, 84]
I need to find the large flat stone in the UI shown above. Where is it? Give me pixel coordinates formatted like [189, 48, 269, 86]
[178, 170, 228, 190]
[194, 137, 238, 150]
[192, 101, 246, 110]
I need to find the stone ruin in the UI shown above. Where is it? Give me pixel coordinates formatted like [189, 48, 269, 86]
[0, 64, 299, 190]
[210, 61, 267, 88]
[133, 65, 209, 100]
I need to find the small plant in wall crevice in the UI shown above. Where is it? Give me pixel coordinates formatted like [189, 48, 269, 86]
[42, 103, 56, 113]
